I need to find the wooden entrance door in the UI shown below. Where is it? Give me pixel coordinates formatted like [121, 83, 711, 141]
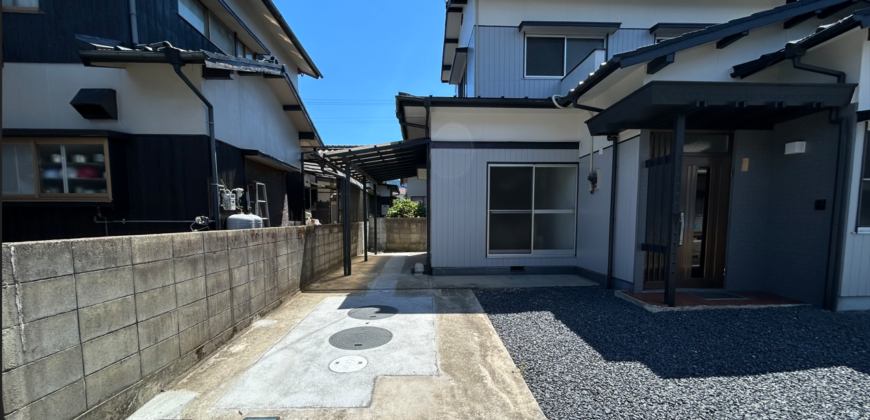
[643, 132, 732, 290]
[675, 156, 731, 288]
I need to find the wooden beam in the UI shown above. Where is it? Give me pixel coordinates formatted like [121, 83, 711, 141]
[716, 31, 748, 49]
[646, 53, 675, 75]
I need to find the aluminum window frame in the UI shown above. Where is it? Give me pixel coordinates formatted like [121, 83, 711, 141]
[524, 35, 607, 79]
[2, 138, 113, 203]
[486, 163, 578, 258]
[857, 125, 870, 234]
[177, 0, 235, 55]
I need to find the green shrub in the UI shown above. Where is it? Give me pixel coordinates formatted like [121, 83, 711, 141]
[386, 198, 423, 218]
[415, 201, 427, 218]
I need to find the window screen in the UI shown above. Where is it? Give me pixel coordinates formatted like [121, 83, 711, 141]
[526, 37, 565, 77]
[859, 129, 870, 229]
[178, 0, 206, 33]
[488, 164, 577, 256]
[566, 39, 604, 73]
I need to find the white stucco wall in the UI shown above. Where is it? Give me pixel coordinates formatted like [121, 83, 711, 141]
[2, 63, 206, 135]
[203, 73, 302, 168]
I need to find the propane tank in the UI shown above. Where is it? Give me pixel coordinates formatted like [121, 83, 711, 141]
[251, 213, 263, 228]
[227, 212, 255, 230]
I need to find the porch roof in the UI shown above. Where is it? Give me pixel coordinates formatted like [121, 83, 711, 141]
[585, 81, 857, 135]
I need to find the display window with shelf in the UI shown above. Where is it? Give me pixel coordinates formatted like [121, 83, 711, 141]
[2, 138, 112, 202]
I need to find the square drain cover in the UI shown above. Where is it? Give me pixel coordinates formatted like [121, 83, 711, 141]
[688, 291, 748, 300]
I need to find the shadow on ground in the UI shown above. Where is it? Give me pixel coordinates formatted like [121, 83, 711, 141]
[474, 287, 870, 379]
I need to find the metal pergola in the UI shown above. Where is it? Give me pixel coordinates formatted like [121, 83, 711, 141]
[306, 138, 431, 276]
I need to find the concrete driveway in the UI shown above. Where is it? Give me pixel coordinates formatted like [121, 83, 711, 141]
[127, 254, 569, 419]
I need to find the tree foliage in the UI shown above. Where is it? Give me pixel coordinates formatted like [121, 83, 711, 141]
[386, 198, 426, 218]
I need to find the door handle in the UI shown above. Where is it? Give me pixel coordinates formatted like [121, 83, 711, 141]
[679, 212, 685, 246]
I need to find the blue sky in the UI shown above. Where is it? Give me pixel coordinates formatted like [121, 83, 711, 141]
[275, 0, 455, 146]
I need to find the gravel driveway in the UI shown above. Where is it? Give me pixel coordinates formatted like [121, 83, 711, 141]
[475, 287, 870, 420]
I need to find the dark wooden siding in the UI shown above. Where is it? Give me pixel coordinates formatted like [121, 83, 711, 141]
[2, 0, 219, 63]
[3, 0, 132, 62]
[2, 134, 213, 242]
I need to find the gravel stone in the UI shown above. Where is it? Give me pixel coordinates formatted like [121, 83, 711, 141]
[474, 287, 870, 420]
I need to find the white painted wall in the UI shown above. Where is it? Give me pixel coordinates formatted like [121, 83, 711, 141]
[2, 61, 303, 168]
[203, 72, 302, 168]
[839, 124, 870, 310]
[2, 63, 207, 135]
[406, 177, 427, 200]
[431, 107, 590, 144]
[477, 0, 779, 29]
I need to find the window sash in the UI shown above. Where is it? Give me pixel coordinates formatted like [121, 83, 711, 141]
[525, 36, 605, 78]
[487, 164, 577, 257]
[2, 138, 112, 202]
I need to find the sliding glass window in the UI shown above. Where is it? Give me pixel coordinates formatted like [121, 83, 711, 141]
[487, 164, 577, 256]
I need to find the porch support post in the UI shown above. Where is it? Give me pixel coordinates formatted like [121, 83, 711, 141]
[426, 142, 432, 273]
[374, 188, 379, 256]
[665, 114, 686, 307]
[364, 181, 368, 262]
[342, 158, 351, 276]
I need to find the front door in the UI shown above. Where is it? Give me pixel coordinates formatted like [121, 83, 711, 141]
[676, 155, 731, 288]
[643, 132, 732, 290]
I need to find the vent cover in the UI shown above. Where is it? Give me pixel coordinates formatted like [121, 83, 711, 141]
[70, 89, 117, 120]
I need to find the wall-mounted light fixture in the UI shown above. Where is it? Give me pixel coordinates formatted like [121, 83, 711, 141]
[784, 141, 806, 155]
[416, 166, 427, 180]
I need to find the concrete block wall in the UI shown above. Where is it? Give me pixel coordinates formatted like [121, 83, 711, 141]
[368, 217, 387, 253]
[1, 223, 363, 420]
[382, 218, 427, 252]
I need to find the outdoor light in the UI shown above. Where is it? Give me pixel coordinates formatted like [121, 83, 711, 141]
[784, 141, 806, 155]
[417, 167, 427, 180]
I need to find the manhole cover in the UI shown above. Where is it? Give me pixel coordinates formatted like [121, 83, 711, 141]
[348, 305, 398, 320]
[328, 356, 368, 373]
[328, 327, 393, 350]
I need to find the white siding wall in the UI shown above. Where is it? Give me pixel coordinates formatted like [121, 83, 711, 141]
[613, 137, 640, 281]
[477, 0, 780, 28]
[431, 148, 580, 268]
[606, 29, 653, 60]
[841, 126, 870, 300]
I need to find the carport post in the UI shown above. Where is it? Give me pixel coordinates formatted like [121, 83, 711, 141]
[364, 182, 368, 262]
[426, 142, 431, 273]
[665, 114, 686, 307]
[374, 189, 379, 255]
[342, 158, 351, 276]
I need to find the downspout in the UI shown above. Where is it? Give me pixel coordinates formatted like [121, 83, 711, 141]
[788, 45, 846, 83]
[605, 134, 619, 290]
[129, 0, 139, 45]
[162, 44, 221, 230]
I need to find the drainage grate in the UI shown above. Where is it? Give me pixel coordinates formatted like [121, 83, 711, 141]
[329, 355, 368, 373]
[328, 327, 393, 350]
[348, 305, 399, 320]
[688, 291, 749, 300]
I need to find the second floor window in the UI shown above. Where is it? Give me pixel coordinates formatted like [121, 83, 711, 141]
[525, 36, 605, 78]
[179, 0, 234, 55]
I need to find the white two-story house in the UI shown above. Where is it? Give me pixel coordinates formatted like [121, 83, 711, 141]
[395, 0, 870, 310]
[2, 0, 324, 241]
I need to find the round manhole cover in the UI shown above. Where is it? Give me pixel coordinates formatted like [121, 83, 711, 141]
[328, 356, 368, 373]
[328, 327, 393, 350]
[348, 305, 398, 320]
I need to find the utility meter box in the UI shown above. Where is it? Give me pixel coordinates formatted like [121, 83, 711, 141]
[381, 204, 389, 216]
